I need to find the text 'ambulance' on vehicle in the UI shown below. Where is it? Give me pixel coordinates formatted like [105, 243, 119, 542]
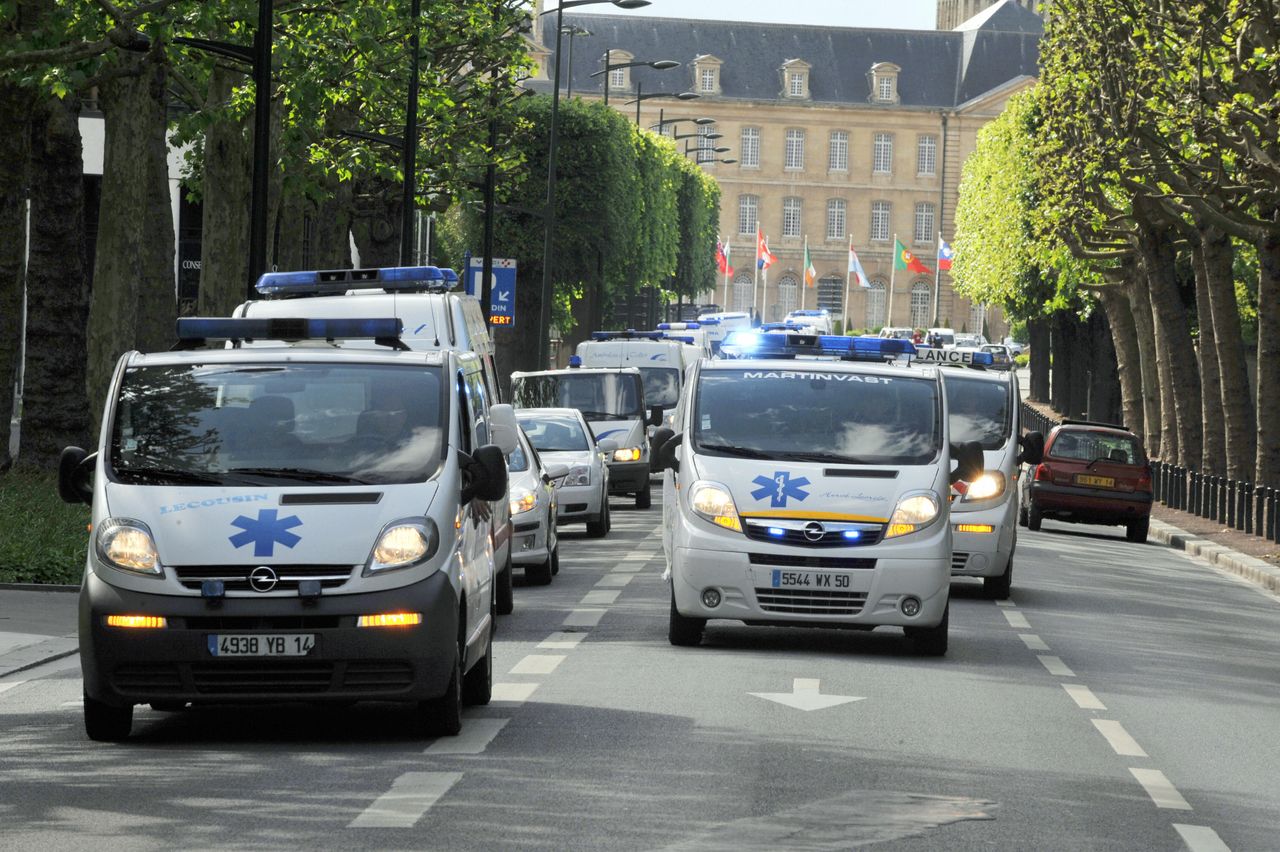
[651, 332, 985, 655]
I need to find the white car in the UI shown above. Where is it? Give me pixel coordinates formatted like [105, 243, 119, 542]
[783, 309, 834, 334]
[516, 409, 614, 537]
[506, 428, 566, 593]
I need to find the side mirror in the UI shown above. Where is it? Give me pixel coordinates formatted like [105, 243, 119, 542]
[949, 440, 984, 485]
[597, 438, 619, 455]
[460, 445, 509, 504]
[488, 404, 519, 455]
[647, 405, 664, 427]
[650, 427, 675, 459]
[543, 462, 570, 484]
[58, 446, 95, 505]
[655, 431, 683, 473]
[1018, 431, 1045, 465]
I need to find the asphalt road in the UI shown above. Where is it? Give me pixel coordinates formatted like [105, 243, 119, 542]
[1, 494, 1277, 851]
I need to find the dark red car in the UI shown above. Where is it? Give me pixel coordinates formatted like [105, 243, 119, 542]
[1019, 420, 1153, 542]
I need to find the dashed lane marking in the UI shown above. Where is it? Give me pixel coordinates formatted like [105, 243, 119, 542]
[579, 590, 620, 606]
[1172, 824, 1231, 852]
[563, 609, 606, 628]
[348, 771, 462, 828]
[595, 574, 635, 588]
[995, 600, 1016, 607]
[1092, 720, 1148, 758]
[491, 683, 539, 703]
[508, 655, 565, 675]
[1037, 655, 1075, 677]
[1019, 634, 1050, 651]
[424, 719, 508, 756]
[537, 632, 586, 650]
[1002, 610, 1031, 629]
[1130, 768, 1192, 810]
[1063, 684, 1106, 710]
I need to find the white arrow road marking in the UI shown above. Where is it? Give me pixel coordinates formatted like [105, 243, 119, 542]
[349, 771, 462, 828]
[749, 678, 865, 712]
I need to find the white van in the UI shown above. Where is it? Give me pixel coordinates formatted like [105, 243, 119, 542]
[511, 366, 661, 509]
[58, 316, 519, 741]
[783, 309, 834, 334]
[651, 332, 983, 655]
[575, 331, 701, 431]
[656, 322, 713, 357]
[695, 311, 753, 354]
[236, 266, 516, 615]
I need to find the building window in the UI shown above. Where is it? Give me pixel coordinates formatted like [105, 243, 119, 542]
[740, 127, 760, 167]
[700, 67, 717, 93]
[733, 273, 754, 312]
[789, 71, 806, 97]
[609, 67, 626, 90]
[785, 129, 805, 171]
[826, 199, 846, 240]
[782, 197, 802, 238]
[873, 133, 893, 174]
[776, 275, 799, 319]
[865, 280, 887, 328]
[818, 276, 843, 314]
[738, 194, 759, 235]
[878, 75, 893, 102]
[914, 203, 935, 245]
[697, 123, 717, 163]
[969, 303, 987, 336]
[870, 201, 891, 242]
[828, 131, 848, 171]
[910, 281, 931, 329]
[870, 62, 900, 104]
[917, 135, 937, 176]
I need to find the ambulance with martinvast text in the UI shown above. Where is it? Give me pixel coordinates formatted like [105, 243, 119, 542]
[59, 316, 518, 742]
[651, 332, 984, 654]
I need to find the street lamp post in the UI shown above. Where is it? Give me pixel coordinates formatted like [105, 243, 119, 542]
[593, 53, 680, 106]
[400, 0, 421, 266]
[626, 89, 700, 126]
[562, 25, 590, 98]
[540, 0, 651, 369]
[247, 0, 273, 299]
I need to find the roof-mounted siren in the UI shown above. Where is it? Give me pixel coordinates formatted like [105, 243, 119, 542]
[589, 329, 667, 341]
[174, 316, 406, 349]
[255, 266, 447, 298]
[722, 332, 917, 361]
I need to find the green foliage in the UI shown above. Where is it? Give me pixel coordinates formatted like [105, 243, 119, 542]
[0, 468, 89, 585]
[1014, 353, 1030, 369]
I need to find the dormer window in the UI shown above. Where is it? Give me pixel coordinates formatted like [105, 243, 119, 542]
[605, 49, 634, 93]
[869, 61, 901, 104]
[781, 59, 811, 100]
[789, 71, 805, 96]
[693, 54, 723, 96]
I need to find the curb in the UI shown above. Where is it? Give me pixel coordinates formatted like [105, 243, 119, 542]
[1149, 519, 1280, 596]
[0, 583, 78, 593]
[0, 646, 79, 679]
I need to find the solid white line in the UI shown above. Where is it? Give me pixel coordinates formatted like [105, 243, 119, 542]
[594, 574, 635, 588]
[424, 719, 508, 756]
[491, 682, 539, 703]
[1130, 768, 1192, 810]
[508, 655, 565, 675]
[1062, 684, 1106, 710]
[1092, 719, 1148, 758]
[1037, 655, 1076, 677]
[1003, 610, 1031, 629]
[348, 771, 462, 828]
[579, 590, 620, 606]
[1019, 634, 1050, 651]
[563, 608, 605, 628]
[1172, 824, 1231, 852]
[537, 632, 586, 650]
[0, 680, 27, 696]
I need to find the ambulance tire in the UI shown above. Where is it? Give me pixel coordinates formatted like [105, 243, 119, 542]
[423, 639, 464, 736]
[495, 555, 514, 616]
[1018, 503, 1029, 527]
[587, 503, 609, 538]
[526, 552, 553, 586]
[906, 604, 949, 657]
[550, 544, 560, 576]
[636, 482, 652, 510]
[984, 556, 1013, 600]
[1027, 504, 1043, 532]
[84, 693, 133, 742]
[462, 635, 492, 707]
[604, 500, 612, 533]
[668, 589, 705, 647]
[1126, 517, 1149, 544]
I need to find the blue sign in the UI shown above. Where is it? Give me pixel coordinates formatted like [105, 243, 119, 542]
[468, 257, 518, 328]
[229, 509, 303, 557]
[751, 471, 811, 508]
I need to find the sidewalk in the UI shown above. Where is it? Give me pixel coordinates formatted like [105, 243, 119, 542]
[0, 586, 79, 678]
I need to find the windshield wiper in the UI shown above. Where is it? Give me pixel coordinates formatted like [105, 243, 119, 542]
[227, 467, 371, 485]
[775, 450, 875, 464]
[698, 443, 776, 459]
[119, 467, 227, 485]
[577, 410, 623, 421]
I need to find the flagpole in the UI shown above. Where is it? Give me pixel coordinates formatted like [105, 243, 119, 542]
[933, 231, 942, 326]
[762, 263, 769, 323]
[842, 234, 852, 335]
[753, 232, 760, 322]
[723, 244, 730, 311]
[801, 235, 807, 312]
[887, 233, 898, 327]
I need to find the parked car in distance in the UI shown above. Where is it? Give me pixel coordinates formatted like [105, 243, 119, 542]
[506, 427, 567, 592]
[879, 326, 915, 340]
[1002, 337, 1025, 357]
[1020, 420, 1153, 542]
[982, 344, 1014, 370]
[515, 408, 615, 538]
[954, 333, 986, 349]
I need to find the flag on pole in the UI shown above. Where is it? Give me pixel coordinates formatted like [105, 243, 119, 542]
[937, 239, 955, 272]
[756, 227, 777, 270]
[894, 238, 932, 274]
[716, 239, 734, 275]
[847, 240, 871, 289]
[803, 238, 816, 287]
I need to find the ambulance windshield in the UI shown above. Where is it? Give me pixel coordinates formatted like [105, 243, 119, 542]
[638, 368, 680, 408]
[109, 363, 444, 486]
[943, 375, 1011, 450]
[512, 372, 644, 421]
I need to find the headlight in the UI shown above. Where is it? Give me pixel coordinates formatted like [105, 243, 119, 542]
[613, 447, 643, 462]
[509, 487, 537, 515]
[963, 471, 1005, 501]
[884, 493, 940, 539]
[367, 519, 439, 574]
[95, 519, 161, 575]
[562, 464, 590, 487]
[688, 481, 742, 533]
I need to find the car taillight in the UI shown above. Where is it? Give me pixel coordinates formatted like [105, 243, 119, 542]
[1034, 463, 1052, 482]
[1137, 465, 1152, 492]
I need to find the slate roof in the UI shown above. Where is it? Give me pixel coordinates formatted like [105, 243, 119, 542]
[538, 1, 1041, 109]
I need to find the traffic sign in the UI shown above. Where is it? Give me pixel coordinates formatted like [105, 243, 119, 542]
[468, 257, 517, 328]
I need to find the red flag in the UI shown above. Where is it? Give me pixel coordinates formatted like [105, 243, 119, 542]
[716, 240, 734, 275]
[756, 227, 777, 270]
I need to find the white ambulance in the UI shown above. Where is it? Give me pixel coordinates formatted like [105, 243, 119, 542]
[695, 311, 753, 354]
[575, 330, 702, 433]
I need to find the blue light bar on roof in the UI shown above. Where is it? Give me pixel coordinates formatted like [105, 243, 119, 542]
[176, 316, 403, 342]
[657, 322, 700, 330]
[664, 335, 695, 344]
[256, 265, 447, 296]
[695, 317, 721, 325]
[723, 332, 917, 361]
[589, 330, 666, 341]
[761, 321, 807, 332]
[439, 268, 459, 286]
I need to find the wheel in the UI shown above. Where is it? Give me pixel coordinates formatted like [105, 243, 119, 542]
[604, 499, 612, 533]
[462, 637, 492, 707]
[525, 550, 553, 586]
[1027, 504, 1042, 532]
[148, 701, 187, 713]
[550, 543, 560, 576]
[668, 588, 705, 647]
[84, 693, 133, 742]
[1126, 516, 1149, 543]
[636, 481, 652, 509]
[586, 502, 608, 538]
[495, 553, 514, 616]
[1018, 502, 1029, 527]
[421, 640, 464, 737]
[906, 604, 949, 656]
[984, 556, 1013, 600]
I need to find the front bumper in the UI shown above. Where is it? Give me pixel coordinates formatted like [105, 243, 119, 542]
[80, 569, 459, 707]
[1031, 482, 1152, 524]
[511, 510, 551, 565]
[555, 481, 604, 524]
[607, 460, 650, 494]
[949, 496, 1017, 578]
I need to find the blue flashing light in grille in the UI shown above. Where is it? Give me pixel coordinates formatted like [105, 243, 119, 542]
[768, 527, 785, 537]
[842, 530, 862, 540]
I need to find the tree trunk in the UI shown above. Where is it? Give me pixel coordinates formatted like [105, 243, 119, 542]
[1127, 271, 1161, 458]
[273, 189, 307, 271]
[197, 67, 251, 316]
[1050, 311, 1074, 415]
[1190, 240, 1225, 476]
[1098, 287, 1143, 435]
[351, 176, 403, 268]
[312, 176, 353, 269]
[1028, 315, 1050, 402]
[1198, 225, 1255, 482]
[1256, 221, 1280, 488]
[1086, 302, 1120, 424]
[22, 93, 90, 468]
[0, 79, 34, 470]
[134, 54, 176, 355]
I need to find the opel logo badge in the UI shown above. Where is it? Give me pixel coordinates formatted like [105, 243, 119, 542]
[249, 566, 279, 592]
[802, 522, 826, 542]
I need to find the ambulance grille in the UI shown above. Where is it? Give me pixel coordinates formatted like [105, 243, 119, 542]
[755, 588, 868, 616]
[190, 661, 335, 694]
[951, 552, 971, 572]
[111, 664, 182, 694]
[748, 553, 876, 570]
[172, 564, 354, 592]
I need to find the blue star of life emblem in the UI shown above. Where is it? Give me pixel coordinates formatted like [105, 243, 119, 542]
[228, 509, 303, 557]
[750, 471, 811, 508]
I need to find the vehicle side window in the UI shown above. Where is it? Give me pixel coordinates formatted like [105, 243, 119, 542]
[466, 371, 490, 447]
[456, 373, 473, 454]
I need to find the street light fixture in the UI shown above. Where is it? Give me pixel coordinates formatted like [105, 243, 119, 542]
[539, 0, 652, 368]
[626, 85, 699, 125]
[591, 55, 680, 105]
